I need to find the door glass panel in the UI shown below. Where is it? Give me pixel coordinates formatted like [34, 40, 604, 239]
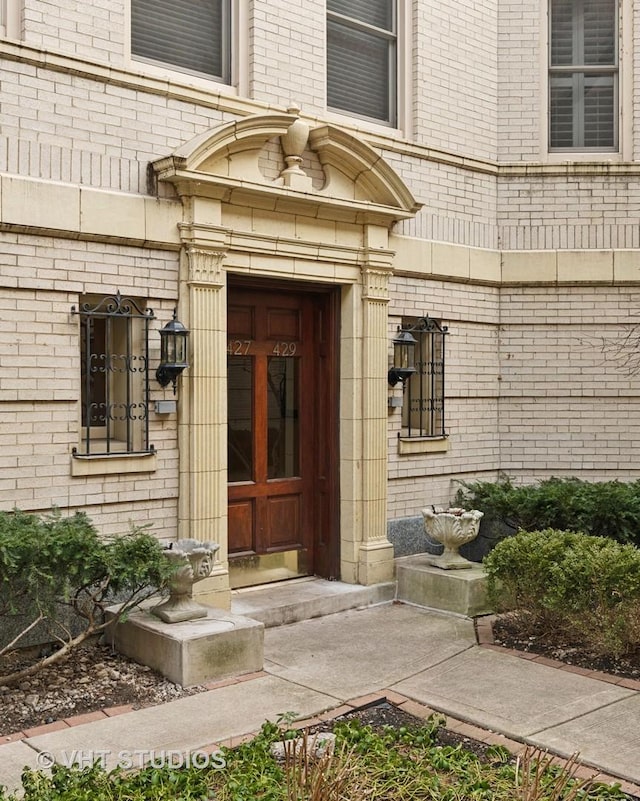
[267, 357, 299, 479]
[228, 357, 253, 482]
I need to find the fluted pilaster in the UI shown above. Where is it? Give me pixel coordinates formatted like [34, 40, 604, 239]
[358, 255, 395, 584]
[179, 243, 230, 607]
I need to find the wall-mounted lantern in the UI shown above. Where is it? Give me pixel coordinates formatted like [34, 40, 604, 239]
[388, 328, 417, 387]
[156, 310, 190, 394]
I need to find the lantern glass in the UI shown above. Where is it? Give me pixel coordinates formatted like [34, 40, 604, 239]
[159, 318, 189, 368]
[388, 328, 417, 387]
[393, 330, 417, 370]
[174, 332, 187, 364]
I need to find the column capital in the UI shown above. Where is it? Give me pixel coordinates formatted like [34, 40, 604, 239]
[186, 247, 227, 287]
[361, 265, 392, 302]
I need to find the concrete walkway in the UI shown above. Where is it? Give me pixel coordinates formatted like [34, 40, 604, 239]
[2, 602, 640, 796]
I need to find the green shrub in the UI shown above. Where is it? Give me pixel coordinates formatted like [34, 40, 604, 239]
[0, 717, 629, 801]
[455, 476, 640, 548]
[0, 509, 173, 686]
[484, 528, 640, 657]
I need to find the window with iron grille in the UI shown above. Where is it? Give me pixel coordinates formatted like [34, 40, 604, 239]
[549, 0, 618, 150]
[327, 0, 397, 126]
[131, 0, 232, 84]
[72, 293, 155, 456]
[401, 317, 448, 439]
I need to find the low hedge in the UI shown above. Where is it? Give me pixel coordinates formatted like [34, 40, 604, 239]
[0, 509, 172, 686]
[484, 528, 640, 657]
[455, 476, 640, 548]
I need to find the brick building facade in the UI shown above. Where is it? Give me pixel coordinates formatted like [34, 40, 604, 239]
[1, 0, 637, 602]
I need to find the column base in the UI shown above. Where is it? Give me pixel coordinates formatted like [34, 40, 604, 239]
[191, 569, 231, 610]
[358, 539, 395, 585]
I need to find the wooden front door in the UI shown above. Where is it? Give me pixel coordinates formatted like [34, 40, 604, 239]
[227, 283, 339, 587]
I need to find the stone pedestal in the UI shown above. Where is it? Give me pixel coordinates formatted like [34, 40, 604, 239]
[396, 556, 491, 617]
[107, 603, 264, 687]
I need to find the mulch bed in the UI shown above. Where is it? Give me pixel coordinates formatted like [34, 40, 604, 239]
[491, 613, 640, 681]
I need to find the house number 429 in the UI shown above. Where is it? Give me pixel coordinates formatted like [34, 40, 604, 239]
[272, 342, 297, 356]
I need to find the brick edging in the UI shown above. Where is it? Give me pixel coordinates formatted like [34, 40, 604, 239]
[474, 615, 640, 691]
[0, 670, 269, 746]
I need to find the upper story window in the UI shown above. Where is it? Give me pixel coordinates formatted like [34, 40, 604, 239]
[401, 317, 448, 439]
[73, 293, 155, 457]
[131, 0, 231, 84]
[0, 0, 20, 38]
[549, 0, 618, 150]
[327, 0, 397, 126]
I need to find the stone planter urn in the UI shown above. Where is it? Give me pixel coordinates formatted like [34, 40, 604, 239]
[421, 507, 484, 570]
[152, 539, 220, 623]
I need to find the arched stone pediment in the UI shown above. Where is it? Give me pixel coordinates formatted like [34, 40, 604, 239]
[153, 110, 421, 226]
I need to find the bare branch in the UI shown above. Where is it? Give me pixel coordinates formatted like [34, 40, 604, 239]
[0, 613, 45, 659]
[581, 325, 640, 377]
[0, 627, 96, 688]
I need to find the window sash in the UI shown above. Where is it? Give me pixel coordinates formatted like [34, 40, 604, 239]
[550, 71, 616, 148]
[549, 0, 618, 150]
[327, 0, 397, 126]
[131, 0, 231, 84]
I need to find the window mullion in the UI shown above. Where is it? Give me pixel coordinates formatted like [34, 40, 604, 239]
[83, 318, 92, 454]
[144, 315, 151, 453]
[575, 0, 584, 64]
[125, 315, 133, 452]
[428, 337, 435, 437]
[104, 315, 113, 454]
[572, 72, 581, 147]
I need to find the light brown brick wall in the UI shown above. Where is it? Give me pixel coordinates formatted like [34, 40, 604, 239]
[0, 235, 180, 537]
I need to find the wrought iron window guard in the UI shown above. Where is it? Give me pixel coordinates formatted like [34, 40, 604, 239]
[401, 316, 448, 439]
[71, 292, 155, 456]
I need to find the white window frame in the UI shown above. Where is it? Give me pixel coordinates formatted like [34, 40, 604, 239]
[542, 0, 631, 160]
[126, 0, 247, 96]
[326, 0, 411, 136]
[0, 0, 21, 39]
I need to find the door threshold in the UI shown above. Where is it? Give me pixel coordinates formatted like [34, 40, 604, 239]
[231, 576, 317, 595]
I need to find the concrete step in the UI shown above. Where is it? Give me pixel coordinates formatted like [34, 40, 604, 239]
[230, 577, 396, 628]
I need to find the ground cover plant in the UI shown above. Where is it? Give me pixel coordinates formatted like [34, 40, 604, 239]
[0, 712, 632, 801]
[0, 509, 173, 687]
[483, 528, 640, 658]
[454, 476, 640, 549]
